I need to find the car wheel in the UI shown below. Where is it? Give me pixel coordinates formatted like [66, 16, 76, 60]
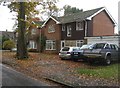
[61, 58, 64, 60]
[73, 58, 78, 62]
[88, 59, 94, 64]
[105, 55, 111, 65]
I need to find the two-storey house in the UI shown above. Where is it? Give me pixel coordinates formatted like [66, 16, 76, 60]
[42, 7, 116, 54]
[27, 18, 44, 52]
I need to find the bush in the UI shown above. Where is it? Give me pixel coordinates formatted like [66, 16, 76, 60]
[3, 40, 15, 50]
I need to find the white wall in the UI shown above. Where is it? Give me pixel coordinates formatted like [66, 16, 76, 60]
[85, 36, 120, 47]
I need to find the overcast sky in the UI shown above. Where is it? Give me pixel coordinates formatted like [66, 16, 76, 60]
[0, 0, 119, 33]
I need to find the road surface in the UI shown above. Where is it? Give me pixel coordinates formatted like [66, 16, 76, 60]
[1, 64, 49, 87]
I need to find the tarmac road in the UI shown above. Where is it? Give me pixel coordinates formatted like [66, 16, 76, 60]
[1, 64, 49, 87]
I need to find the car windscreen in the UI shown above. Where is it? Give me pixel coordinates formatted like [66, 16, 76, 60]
[73, 48, 80, 51]
[80, 45, 90, 49]
[62, 47, 70, 51]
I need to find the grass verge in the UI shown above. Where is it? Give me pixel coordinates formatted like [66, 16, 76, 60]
[76, 64, 119, 80]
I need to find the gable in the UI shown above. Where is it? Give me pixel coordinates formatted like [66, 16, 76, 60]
[86, 7, 116, 25]
[42, 16, 60, 27]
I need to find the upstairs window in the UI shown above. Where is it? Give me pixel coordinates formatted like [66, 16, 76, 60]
[76, 22, 83, 30]
[67, 25, 72, 37]
[62, 24, 65, 31]
[31, 29, 36, 35]
[48, 25, 55, 33]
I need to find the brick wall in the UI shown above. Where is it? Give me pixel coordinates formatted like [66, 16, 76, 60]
[43, 18, 61, 53]
[92, 10, 114, 36]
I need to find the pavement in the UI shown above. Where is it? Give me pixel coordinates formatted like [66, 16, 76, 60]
[1, 64, 49, 87]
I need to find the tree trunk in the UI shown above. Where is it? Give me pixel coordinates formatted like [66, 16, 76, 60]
[17, 2, 28, 59]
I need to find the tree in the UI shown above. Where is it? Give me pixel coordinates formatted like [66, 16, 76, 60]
[1, 1, 40, 59]
[2, 35, 9, 49]
[39, 0, 60, 18]
[1, 0, 59, 59]
[17, 2, 28, 59]
[63, 5, 83, 16]
[3, 40, 15, 50]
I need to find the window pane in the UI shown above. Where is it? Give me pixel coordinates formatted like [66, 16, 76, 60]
[48, 25, 55, 33]
[67, 25, 72, 37]
[76, 22, 83, 30]
[62, 25, 65, 31]
[46, 40, 56, 50]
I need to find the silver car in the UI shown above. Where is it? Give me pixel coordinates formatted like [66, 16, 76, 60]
[83, 43, 120, 65]
[59, 47, 80, 60]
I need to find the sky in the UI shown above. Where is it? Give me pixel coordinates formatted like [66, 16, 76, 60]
[0, 0, 119, 33]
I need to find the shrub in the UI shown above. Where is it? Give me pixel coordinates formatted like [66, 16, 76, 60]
[3, 40, 15, 50]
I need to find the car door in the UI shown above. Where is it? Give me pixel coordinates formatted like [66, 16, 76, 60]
[110, 44, 118, 60]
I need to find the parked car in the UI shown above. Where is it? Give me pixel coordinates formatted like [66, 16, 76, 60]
[71, 44, 94, 61]
[11, 48, 17, 52]
[59, 47, 81, 60]
[83, 43, 120, 65]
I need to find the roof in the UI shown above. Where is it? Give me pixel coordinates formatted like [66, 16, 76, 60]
[32, 21, 44, 27]
[42, 7, 116, 26]
[0, 31, 15, 40]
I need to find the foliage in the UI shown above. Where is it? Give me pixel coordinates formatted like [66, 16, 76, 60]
[2, 36, 9, 44]
[40, 0, 60, 17]
[1, 0, 60, 29]
[1, 0, 59, 59]
[63, 5, 83, 16]
[76, 64, 119, 79]
[3, 40, 15, 50]
[2, 36, 10, 50]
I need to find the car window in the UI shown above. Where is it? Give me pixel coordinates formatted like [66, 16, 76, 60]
[105, 44, 110, 49]
[80, 45, 90, 49]
[115, 45, 119, 50]
[93, 43, 105, 49]
[62, 47, 70, 51]
[110, 44, 116, 50]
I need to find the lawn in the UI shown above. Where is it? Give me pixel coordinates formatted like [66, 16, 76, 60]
[76, 64, 119, 80]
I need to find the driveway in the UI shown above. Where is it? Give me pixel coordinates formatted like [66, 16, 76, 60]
[2, 51, 119, 87]
[2, 64, 49, 86]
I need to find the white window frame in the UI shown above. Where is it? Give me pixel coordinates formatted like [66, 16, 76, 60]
[62, 24, 65, 31]
[46, 40, 56, 50]
[76, 40, 84, 47]
[31, 28, 36, 35]
[48, 25, 55, 33]
[61, 41, 65, 49]
[67, 25, 72, 37]
[29, 41, 37, 49]
[76, 22, 83, 31]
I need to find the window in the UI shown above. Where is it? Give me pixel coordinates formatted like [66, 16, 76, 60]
[110, 44, 118, 50]
[105, 44, 110, 49]
[76, 22, 83, 30]
[93, 43, 105, 49]
[29, 41, 37, 49]
[48, 25, 55, 33]
[62, 24, 65, 31]
[46, 40, 56, 50]
[76, 40, 84, 47]
[31, 29, 36, 35]
[67, 25, 72, 37]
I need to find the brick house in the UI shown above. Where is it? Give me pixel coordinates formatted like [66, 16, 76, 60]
[42, 7, 116, 54]
[28, 20, 44, 52]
